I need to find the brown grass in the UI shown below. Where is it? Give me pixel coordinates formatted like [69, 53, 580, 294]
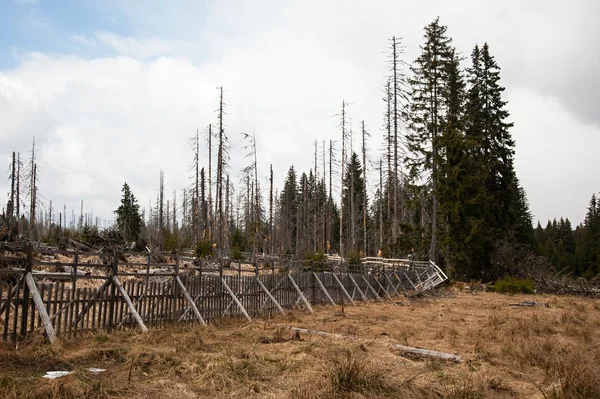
[1, 290, 600, 398]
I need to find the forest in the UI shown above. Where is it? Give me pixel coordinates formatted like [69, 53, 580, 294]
[1, 18, 599, 281]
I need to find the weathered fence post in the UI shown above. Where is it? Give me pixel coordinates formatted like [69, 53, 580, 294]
[108, 249, 118, 331]
[173, 253, 179, 321]
[19, 242, 33, 337]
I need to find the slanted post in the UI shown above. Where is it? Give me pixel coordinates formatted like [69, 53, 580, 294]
[287, 273, 313, 313]
[25, 272, 56, 343]
[112, 275, 147, 332]
[332, 272, 355, 306]
[255, 277, 285, 315]
[176, 276, 207, 325]
[313, 272, 335, 306]
[221, 278, 251, 322]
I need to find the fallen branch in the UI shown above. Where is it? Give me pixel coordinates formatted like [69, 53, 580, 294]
[283, 326, 462, 363]
[509, 300, 549, 307]
[392, 344, 462, 363]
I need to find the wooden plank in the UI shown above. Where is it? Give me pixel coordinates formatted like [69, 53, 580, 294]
[112, 276, 147, 332]
[45, 284, 53, 331]
[66, 288, 74, 338]
[74, 288, 80, 337]
[287, 273, 313, 313]
[56, 282, 64, 335]
[108, 251, 118, 331]
[91, 288, 97, 329]
[25, 273, 56, 343]
[82, 288, 88, 331]
[32, 283, 42, 333]
[11, 276, 22, 342]
[3, 283, 15, 341]
[51, 282, 59, 330]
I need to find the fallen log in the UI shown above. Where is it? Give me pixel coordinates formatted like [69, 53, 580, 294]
[392, 344, 462, 363]
[68, 239, 92, 251]
[283, 326, 462, 363]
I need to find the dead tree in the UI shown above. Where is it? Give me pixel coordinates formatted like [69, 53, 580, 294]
[242, 132, 260, 260]
[338, 101, 349, 256]
[328, 139, 334, 253]
[189, 128, 201, 243]
[361, 121, 370, 256]
[269, 164, 273, 254]
[172, 189, 177, 233]
[215, 88, 229, 248]
[379, 158, 384, 251]
[159, 170, 165, 246]
[27, 139, 40, 241]
[200, 168, 206, 238]
[207, 124, 213, 243]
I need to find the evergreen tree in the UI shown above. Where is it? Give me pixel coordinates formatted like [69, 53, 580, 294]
[577, 194, 600, 277]
[341, 152, 367, 255]
[406, 17, 454, 264]
[279, 166, 298, 254]
[115, 182, 144, 244]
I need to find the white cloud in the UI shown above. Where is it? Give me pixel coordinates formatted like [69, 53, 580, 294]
[71, 34, 96, 47]
[94, 31, 183, 59]
[1, 0, 598, 227]
[509, 88, 600, 225]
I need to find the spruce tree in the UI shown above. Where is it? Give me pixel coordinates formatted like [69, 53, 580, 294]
[115, 182, 144, 244]
[406, 17, 454, 263]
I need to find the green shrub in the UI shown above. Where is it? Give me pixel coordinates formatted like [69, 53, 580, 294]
[232, 247, 242, 261]
[194, 240, 213, 259]
[489, 277, 535, 294]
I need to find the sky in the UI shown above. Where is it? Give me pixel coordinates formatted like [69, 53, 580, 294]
[0, 0, 598, 228]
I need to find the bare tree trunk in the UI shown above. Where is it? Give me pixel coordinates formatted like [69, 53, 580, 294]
[200, 168, 206, 239]
[328, 140, 333, 254]
[340, 101, 347, 257]
[172, 189, 177, 234]
[194, 128, 200, 243]
[269, 164, 273, 255]
[361, 121, 368, 256]
[314, 140, 318, 253]
[181, 189, 187, 230]
[386, 81, 392, 227]
[9, 152, 15, 219]
[392, 37, 399, 242]
[225, 174, 230, 249]
[159, 170, 165, 248]
[379, 158, 383, 251]
[216, 88, 225, 248]
[16, 153, 21, 219]
[207, 124, 213, 243]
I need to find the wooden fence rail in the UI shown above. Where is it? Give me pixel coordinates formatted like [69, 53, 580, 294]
[0, 243, 446, 342]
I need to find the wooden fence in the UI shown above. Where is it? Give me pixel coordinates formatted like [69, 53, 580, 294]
[0, 243, 446, 343]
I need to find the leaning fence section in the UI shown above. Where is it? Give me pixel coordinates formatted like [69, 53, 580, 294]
[0, 243, 447, 342]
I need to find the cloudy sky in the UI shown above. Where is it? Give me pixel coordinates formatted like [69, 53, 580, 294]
[0, 0, 598, 228]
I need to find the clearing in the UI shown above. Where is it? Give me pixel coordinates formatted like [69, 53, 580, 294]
[1, 288, 599, 398]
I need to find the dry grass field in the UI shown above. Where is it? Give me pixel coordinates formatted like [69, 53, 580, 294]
[1, 287, 599, 399]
